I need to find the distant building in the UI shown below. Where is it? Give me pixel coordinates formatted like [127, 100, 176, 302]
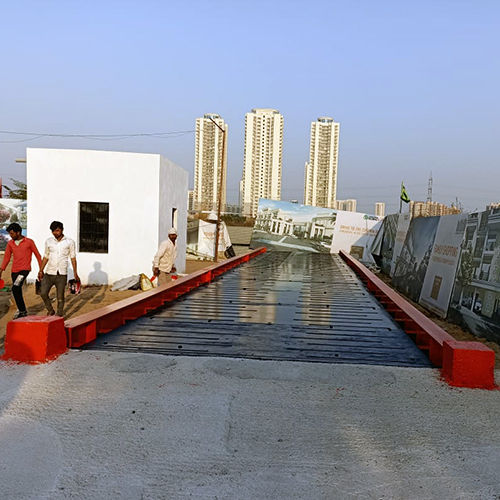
[333, 199, 357, 212]
[375, 202, 385, 217]
[188, 190, 194, 212]
[239, 179, 244, 211]
[487, 202, 500, 210]
[224, 204, 241, 215]
[194, 114, 228, 212]
[241, 108, 283, 217]
[409, 200, 461, 218]
[304, 117, 340, 208]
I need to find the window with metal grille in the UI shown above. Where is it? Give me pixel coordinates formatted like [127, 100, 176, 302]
[79, 202, 109, 253]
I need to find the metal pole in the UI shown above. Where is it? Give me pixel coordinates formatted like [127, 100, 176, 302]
[208, 117, 226, 262]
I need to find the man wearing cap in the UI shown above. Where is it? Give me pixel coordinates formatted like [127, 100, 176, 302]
[152, 228, 178, 285]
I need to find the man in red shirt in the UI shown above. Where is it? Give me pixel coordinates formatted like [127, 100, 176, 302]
[0, 223, 42, 318]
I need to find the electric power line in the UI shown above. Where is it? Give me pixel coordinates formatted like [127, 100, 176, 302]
[0, 129, 195, 143]
[0, 135, 46, 144]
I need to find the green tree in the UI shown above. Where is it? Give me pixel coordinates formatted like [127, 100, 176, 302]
[457, 245, 474, 288]
[4, 179, 27, 199]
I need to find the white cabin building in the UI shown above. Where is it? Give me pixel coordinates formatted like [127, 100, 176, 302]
[27, 148, 188, 285]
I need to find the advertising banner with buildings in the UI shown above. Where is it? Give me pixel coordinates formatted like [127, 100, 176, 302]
[250, 199, 382, 261]
[187, 219, 232, 259]
[370, 213, 398, 274]
[419, 214, 467, 318]
[330, 211, 383, 263]
[448, 208, 500, 343]
[392, 216, 440, 302]
[390, 213, 412, 277]
[381, 213, 398, 274]
[250, 199, 338, 253]
[0, 199, 27, 251]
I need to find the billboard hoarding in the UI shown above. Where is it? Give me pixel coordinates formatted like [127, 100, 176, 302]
[392, 216, 440, 302]
[419, 214, 467, 318]
[250, 199, 337, 253]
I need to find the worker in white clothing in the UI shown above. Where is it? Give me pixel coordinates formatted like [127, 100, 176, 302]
[152, 227, 178, 285]
[38, 220, 80, 317]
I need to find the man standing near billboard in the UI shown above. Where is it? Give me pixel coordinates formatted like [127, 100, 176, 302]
[0, 222, 43, 318]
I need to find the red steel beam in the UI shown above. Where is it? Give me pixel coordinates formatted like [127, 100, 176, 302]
[65, 248, 266, 348]
[339, 250, 496, 389]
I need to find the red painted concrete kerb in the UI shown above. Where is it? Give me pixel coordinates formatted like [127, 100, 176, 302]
[339, 250, 497, 390]
[2, 248, 266, 365]
[2, 316, 67, 364]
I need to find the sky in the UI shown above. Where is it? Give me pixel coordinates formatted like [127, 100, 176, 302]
[1, 0, 499, 214]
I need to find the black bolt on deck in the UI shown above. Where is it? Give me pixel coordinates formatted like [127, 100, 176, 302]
[85, 252, 431, 367]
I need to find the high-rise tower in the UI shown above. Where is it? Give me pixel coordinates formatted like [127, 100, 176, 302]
[194, 113, 227, 212]
[304, 117, 340, 208]
[241, 108, 283, 217]
[375, 202, 386, 217]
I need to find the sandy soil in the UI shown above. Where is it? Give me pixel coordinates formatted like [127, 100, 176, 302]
[375, 269, 500, 368]
[0, 259, 213, 345]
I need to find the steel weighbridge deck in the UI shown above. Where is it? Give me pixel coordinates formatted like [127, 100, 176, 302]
[86, 252, 431, 367]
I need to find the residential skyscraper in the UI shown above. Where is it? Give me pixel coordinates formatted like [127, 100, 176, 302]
[375, 202, 386, 217]
[304, 117, 340, 208]
[334, 199, 357, 212]
[194, 113, 227, 212]
[241, 108, 283, 217]
[409, 200, 461, 218]
[187, 190, 194, 212]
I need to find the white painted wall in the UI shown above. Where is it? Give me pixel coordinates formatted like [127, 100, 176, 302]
[27, 148, 188, 285]
[159, 155, 188, 273]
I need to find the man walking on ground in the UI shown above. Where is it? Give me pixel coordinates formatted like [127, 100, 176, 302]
[38, 221, 80, 317]
[0, 222, 43, 318]
[152, 228, 177, 285]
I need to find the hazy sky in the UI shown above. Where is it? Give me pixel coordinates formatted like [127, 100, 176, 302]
[1, 0, 499, 213]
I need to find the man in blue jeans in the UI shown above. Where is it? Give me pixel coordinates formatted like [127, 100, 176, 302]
[38, 221, 80, 317]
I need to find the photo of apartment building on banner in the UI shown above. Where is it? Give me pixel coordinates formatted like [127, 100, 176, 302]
[370, 212, 411, 275]
[392, 216, 440, 302]
[250, 199, 383, 260]
[250, 200, 337, 253]
[449, 207, 500, 343]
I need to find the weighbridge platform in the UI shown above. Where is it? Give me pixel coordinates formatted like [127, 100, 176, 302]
[84, 252, 431, 367]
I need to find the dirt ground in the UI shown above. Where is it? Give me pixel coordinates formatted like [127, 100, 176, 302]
[374, 269, 500, 368]
[0, 259, 213, 345]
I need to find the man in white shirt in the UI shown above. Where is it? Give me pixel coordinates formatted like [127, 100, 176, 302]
[38, 221, 80, 317]
[152, 227, 177, 285]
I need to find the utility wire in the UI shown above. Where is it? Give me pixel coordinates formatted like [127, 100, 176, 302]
[0, 135, 46, 144]
[0, 129, 195, 143]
